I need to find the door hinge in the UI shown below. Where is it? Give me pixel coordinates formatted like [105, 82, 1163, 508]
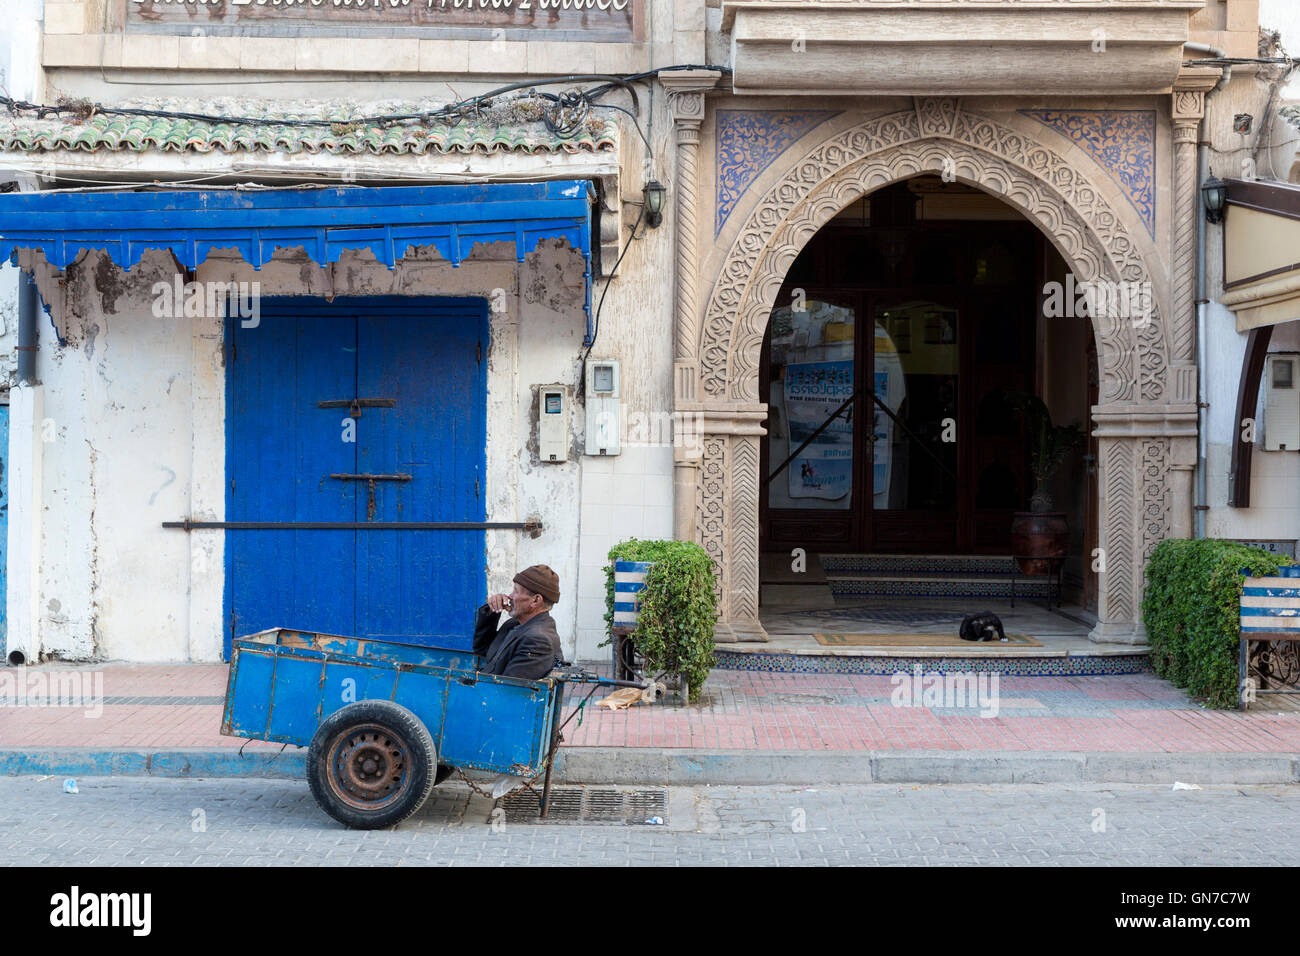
[477, 340, 482, 364]
[475, 477, 480, 499]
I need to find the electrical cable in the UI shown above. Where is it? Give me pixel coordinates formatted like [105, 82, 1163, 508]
[590, 102, 652, 154]
[1, 64, 727, 199]
[0, 74, 639, 129]
[1, 66, 729, 128]
[581, 203, 645, 377]
[1184, 56, 1296, 66]
[4, 61, 722, 364]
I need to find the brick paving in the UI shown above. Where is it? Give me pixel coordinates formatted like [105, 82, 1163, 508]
[2, 662, 1300, 754]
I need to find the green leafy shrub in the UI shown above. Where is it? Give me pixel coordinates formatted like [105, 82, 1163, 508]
[1142, 538, 1291, 708]
[604, 539, 717, 703]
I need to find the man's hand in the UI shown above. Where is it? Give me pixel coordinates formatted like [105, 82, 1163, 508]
[486, 593, 512, 613]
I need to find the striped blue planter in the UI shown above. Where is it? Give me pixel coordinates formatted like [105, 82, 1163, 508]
[613, 561, 653, 628]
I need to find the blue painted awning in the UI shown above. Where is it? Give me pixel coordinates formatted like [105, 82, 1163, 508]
[0, 179, 595, 340]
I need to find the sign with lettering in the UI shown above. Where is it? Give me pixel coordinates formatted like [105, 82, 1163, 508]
[127, 0, 642, 42]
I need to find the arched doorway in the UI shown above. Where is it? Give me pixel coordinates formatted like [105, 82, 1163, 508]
[760, 176, 1051, 558]
[677, 99, 1192, 644]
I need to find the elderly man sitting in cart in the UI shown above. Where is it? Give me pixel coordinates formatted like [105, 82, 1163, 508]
[474, 564, 564, 681]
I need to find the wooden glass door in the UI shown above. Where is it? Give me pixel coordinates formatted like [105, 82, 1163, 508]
[865, 297, 961, 550]
[760, 291, 867, 551]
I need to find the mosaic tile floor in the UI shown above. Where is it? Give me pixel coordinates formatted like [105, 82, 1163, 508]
[759, 596, 1094, 639]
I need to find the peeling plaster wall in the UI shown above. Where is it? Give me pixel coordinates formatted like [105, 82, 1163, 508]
[0, 264, 20, 374]
[35, 240, 612, 661]
[37, 249, 194, 661]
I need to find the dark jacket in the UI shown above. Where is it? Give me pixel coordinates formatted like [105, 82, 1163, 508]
[473, 604, 562, 681]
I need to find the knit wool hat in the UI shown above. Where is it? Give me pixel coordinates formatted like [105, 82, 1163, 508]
[514, 564, 560, 604]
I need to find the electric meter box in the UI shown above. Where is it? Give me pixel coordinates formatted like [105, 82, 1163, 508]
[584, 360, 621, 456]
[1263, 353, 1300, 452]
[538, 386, 568, 463]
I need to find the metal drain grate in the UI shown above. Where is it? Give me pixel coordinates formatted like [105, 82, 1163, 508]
[497, 788, 667, 825]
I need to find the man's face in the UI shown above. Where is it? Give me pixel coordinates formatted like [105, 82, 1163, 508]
[508, 582, 542, 618]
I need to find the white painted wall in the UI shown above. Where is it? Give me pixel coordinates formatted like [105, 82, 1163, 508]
[33, 250, 195, 660]
[1205, 303, 1300, 544]
[574, 91, 676, 662]
[27, 233, 662, 662]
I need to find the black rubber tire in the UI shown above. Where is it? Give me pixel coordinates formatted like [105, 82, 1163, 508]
[306, 700, 436, 830]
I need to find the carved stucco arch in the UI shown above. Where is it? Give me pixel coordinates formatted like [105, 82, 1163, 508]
[687, 99, 1181, 644]
[700, 103, 1170, 407]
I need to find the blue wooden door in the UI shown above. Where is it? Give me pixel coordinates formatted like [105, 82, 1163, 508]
[226, 298, 487, 658]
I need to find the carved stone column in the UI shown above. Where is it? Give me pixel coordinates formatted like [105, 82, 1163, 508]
[662, 70, 719, 545]
[1170, 88, 1203, 378]
[688, 404, 769, 642]
[1089, 405, 1197, 644]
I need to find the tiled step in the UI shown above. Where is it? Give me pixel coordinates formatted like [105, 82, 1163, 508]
[820, 553, 1018, 576]
[827, 574, 1051, 599]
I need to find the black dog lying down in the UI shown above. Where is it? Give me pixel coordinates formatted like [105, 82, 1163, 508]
[959, 612, 1008, 642]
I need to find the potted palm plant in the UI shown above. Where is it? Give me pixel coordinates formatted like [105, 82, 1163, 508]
[1007, 393, 1087, 575]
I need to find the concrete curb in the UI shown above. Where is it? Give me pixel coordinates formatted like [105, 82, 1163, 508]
[554, 749, 1300, 785]
[0, 749, 308, 778]
[5, 748, 1300, 786]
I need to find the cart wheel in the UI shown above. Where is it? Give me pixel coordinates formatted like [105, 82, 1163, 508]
[307, 700, 436, 830]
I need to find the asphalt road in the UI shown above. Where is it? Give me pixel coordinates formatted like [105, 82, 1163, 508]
[4, 775, 1300, 866]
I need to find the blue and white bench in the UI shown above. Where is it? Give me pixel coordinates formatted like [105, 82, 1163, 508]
[1238, 566, 1300, 710]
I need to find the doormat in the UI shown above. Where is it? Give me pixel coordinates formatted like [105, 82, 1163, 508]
[814, 632, 1042, 647]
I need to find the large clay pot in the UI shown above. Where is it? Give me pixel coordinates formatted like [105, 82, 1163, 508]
[1010, 511, 1069, 576]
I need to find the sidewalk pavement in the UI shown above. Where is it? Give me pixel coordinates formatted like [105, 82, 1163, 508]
[4, 663, 1300, 785]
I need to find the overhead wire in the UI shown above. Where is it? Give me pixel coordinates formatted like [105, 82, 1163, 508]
[2, 60, 727, 366]
[0, 67, 725, 166]
[581, 203, 646, 378]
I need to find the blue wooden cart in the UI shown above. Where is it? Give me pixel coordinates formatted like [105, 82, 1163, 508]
[221, 627, 640, 829]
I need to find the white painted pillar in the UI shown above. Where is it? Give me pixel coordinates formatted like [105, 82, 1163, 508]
[6, 383, 43, 663]
[2, 1, 50, 662]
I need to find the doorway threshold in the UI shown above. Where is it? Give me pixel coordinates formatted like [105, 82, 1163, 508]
[719, 597, 1144, 675]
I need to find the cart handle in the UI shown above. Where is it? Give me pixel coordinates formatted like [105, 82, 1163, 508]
[550, 668, 647, 691]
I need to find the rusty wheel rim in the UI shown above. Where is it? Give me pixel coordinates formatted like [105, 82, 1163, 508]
[325, 723, 410, 812]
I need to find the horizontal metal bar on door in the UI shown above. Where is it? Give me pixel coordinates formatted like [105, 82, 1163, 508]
[162, 520, 542, 531]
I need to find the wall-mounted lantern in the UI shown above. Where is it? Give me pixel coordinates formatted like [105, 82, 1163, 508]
[644, 180, 667, 228]
[1202, 175, 1228, 224]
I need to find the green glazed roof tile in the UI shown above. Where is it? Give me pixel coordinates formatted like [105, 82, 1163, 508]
[0, 100, 619, 157]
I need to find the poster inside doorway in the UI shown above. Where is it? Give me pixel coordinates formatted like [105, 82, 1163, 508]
[785, 360, 853, 500]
